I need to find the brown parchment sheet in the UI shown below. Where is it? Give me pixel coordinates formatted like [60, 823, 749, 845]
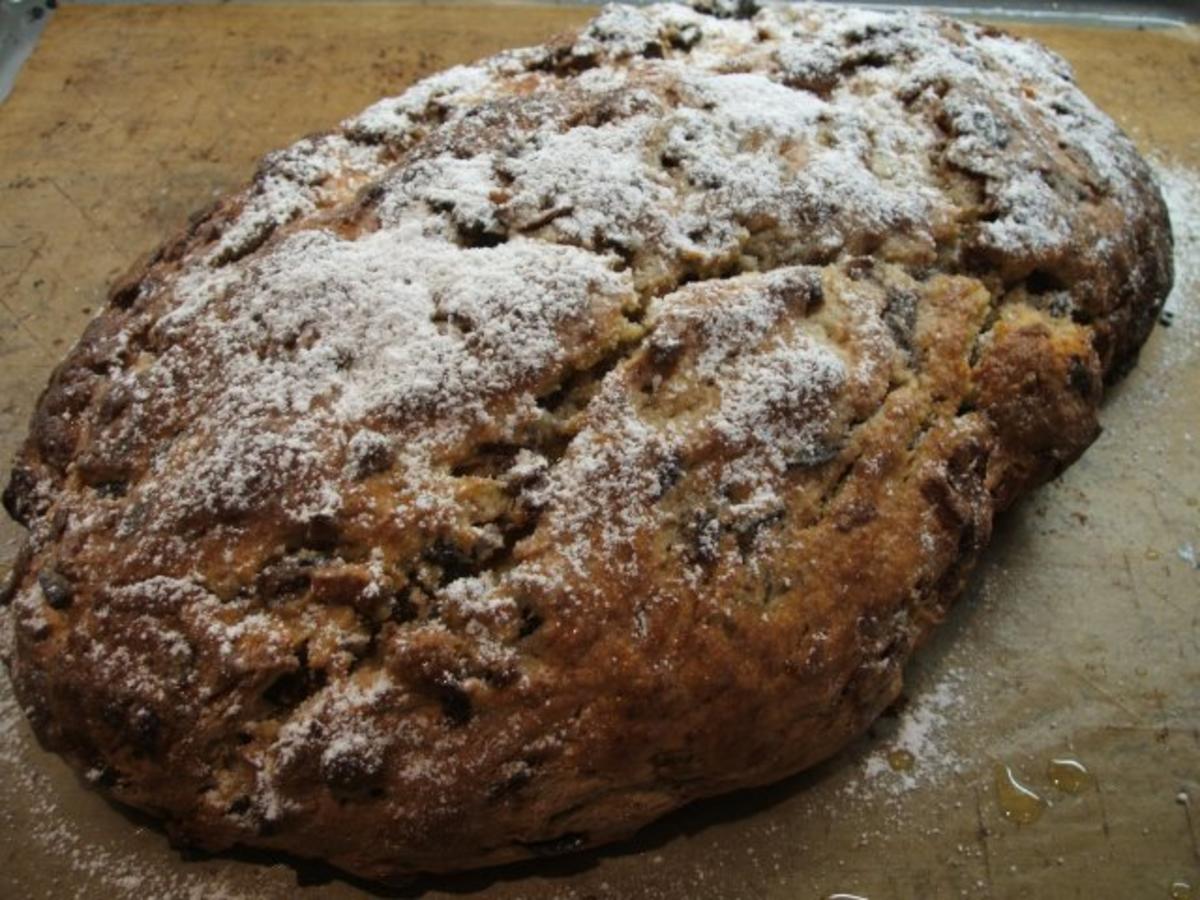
[0, 6, 1197, 898]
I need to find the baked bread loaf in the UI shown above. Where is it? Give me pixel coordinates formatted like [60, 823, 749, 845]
[1, 1, 1172, 880]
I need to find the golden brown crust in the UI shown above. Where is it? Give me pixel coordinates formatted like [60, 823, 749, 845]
[1, 1, 1172, 879]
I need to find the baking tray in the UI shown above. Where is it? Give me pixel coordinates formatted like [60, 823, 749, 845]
[0, 4, 1197, 898]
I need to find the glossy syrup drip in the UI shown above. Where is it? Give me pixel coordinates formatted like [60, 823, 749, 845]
[887, 749, 916, 772]
[1047, 757, 1092, 794]
[995, 764, 1046, 825]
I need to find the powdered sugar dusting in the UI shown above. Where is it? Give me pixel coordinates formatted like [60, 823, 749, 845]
[502, 112, 673, 254]
[847, 667, 970, 798]
[0, 688, 256, 899]
[128, 227, 635, 541]
[710, 335, 844, 468]
[209, 135, 385, 266]
[1151, 161, 1200, 366]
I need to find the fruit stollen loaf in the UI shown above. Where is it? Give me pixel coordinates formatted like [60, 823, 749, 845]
[0, 1, 1172, 880]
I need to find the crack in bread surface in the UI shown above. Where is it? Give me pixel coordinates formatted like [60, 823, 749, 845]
[0, 1, 1172, 879]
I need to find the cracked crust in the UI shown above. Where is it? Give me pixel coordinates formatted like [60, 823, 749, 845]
[0, 1, 1172, 880]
